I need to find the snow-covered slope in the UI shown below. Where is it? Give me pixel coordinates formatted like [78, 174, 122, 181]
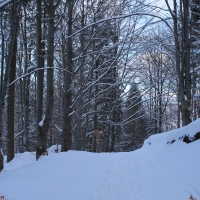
[0, 120, 200, 200]
[144, 118, 200, 146]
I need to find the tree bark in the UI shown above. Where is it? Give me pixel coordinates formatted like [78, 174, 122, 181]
[166, 0, 192, 126]
[22, 6, 30, 151]
[7, 38, 17, 162]
[0, 0, 20, 170]
[36, 0, 44, 160]
[181, 0, 191, 125]
[36, 0, 60, 159]
[61, 0, 73, 152]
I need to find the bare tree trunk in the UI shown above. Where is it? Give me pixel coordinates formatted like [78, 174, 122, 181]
[182, 0, 191, 125]
[0, 12, 5, 171]
[110, 27, 118, 152]
[22, 6, 30, 151]
[0, 148, 2, 171]
[110, 112, 116, 152]
[0, 0, 20, 170]
[19, 78, 24, 153]
[61, 0, 73, 152]
[0, 12, 5, 95]
[166, 0, 191, 126]
[37, 0, 60, 159]
[173, 1, 182, 128]
[92, 61, 98, 153]
[36, 0, 44, 160]
[7, 36, 17, 163]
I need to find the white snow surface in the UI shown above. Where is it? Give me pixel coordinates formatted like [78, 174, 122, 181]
[144, 118, 200, 146]
[0, 120, 200, 200]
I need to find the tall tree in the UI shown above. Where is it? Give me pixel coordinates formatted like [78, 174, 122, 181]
[190, 0, 200, 120]
[165, 0, 192, 126]
[24, 8, 31, 152]
[36, 0, 45, 160]
[0, 0, 21, 170]
[7, 37, 17, 162]
[122, 83, 147, 151]
[36, 0, 60, 159]
[61, 0, 73, 152]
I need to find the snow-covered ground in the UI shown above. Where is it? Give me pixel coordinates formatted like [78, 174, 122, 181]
[0, 120, 200, 200]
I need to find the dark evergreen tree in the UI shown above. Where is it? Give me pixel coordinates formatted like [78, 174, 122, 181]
[122, 82, 147, 151]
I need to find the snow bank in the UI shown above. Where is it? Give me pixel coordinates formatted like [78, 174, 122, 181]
[48, 144, 61, 154]
[143, 119, 200, 146]
[0, 121, 200, 200]
[2, 152, 36, 173]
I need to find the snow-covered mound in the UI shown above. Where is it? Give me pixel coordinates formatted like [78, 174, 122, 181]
[144, 119, 200, 146]
[47, 144, 61, 154]
[3, 151, 36, 172]
[0, 120, 200, 200]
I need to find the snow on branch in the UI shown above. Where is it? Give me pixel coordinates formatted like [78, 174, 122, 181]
[64, 13, 173, 40]
[14, 123, 36, 138]
[39, 116, 45, 127]
[0, 0, 12, 9]
[7, 66, 72, 88]
[54, 124, 62, 133]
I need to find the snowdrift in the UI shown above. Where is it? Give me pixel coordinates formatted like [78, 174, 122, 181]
[144, 118, 200, 146]
[0, 120, 200, 200]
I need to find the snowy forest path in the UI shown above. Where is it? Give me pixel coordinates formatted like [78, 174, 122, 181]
[57, 151, 143, 200]
[0, 150, 144, 200]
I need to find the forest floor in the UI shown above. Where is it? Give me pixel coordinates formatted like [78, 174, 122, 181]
[0, 120, 200, 200]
